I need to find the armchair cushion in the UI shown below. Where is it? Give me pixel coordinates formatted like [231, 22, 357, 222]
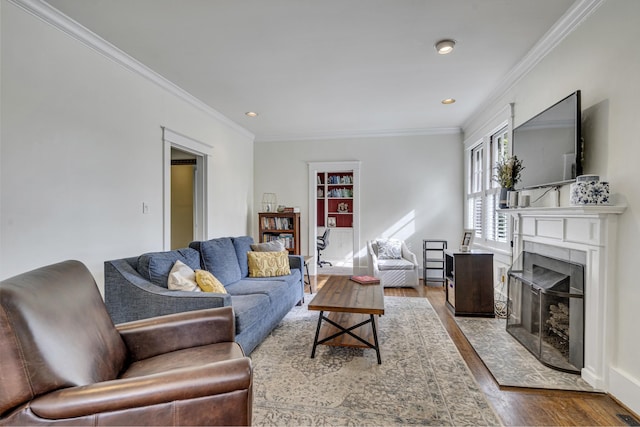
[376, 238, 403, 259]
[378, 258, 417, 271]
[0, 260, 127, 416]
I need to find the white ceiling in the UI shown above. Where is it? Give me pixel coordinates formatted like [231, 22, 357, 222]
[44, 0, 577, 141]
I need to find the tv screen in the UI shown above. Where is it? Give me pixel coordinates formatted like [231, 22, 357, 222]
[513, 91, 582, 189]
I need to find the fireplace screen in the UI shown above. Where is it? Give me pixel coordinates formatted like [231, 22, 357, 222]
[507, 251, 584, 373]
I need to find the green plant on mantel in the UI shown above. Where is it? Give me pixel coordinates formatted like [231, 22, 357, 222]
[494, 155, 524, 189]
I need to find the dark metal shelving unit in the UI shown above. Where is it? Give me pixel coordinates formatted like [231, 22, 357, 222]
[423, 239, 447, 285]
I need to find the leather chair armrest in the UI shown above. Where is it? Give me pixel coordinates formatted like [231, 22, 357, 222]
[29, 358, 252, 420]
[117, 306, 236, 361]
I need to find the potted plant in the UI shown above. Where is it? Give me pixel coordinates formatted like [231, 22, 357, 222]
[494, 155, 524, 208]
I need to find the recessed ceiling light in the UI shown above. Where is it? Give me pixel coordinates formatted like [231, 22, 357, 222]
[435, 39, 456, 55]
[245, 111, 258, 117]
[441, 98, 456, 105]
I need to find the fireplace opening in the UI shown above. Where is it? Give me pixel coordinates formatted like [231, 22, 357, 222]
[507, 249, 585, 373]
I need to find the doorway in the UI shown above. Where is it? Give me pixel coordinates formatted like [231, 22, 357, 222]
[163, 127, 210, 250]
[170, 150, 196, 249]
[307, 161, 361, 276]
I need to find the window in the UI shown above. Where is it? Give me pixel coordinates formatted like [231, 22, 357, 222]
[467, 144, 484, 239]
[486, 127, 509, 244]
[465, 123, 511, 251]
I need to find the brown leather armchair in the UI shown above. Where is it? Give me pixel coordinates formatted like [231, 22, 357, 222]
[0, 260, 252, 426]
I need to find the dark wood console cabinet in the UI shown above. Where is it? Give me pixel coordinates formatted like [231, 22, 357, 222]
[444, 250, 494, 317]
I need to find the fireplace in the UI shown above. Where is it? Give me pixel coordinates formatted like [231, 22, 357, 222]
[507, 243, 585, 373]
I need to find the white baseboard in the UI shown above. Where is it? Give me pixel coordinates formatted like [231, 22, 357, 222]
[609, 367, 640, 416]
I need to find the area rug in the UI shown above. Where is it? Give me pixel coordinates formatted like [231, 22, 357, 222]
[454, 316, 598, 392]
[250, 296, 502, 426]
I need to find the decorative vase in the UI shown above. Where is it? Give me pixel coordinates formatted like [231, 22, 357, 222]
[499, 187, 510, 209]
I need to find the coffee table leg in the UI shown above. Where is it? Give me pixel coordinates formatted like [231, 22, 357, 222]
[370, 314, 382, 364]
[311, 310, 324, 358]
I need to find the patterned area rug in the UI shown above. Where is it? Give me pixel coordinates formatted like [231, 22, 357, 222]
[250, 296, 501, 426]
[455, 316, 598, 392]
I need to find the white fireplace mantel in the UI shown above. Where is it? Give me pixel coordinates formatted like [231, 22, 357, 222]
[501, 204, 626, 391]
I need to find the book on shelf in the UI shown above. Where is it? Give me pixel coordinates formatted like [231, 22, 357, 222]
[261, 216, 292, 230]
[350, 275, 380, 285]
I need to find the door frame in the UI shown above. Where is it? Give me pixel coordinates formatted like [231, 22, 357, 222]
[307, 161, 361, 276]
[162, 127, 211, 250]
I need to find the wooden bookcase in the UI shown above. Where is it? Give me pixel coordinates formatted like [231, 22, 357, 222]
[444, 250, 494, 317]
[316, 171, 353, 228]
[258, 212, 301, 255]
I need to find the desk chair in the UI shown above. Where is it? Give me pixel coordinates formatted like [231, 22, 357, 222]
[317, 228, 332, 267]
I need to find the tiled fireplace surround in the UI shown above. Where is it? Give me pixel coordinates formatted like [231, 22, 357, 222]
[506, 205, 626, 391]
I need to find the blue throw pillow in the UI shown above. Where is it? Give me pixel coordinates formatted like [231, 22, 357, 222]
[232, 236, 254, 278]
[190, 237, 241, 285]
[137, 248, 201, 288]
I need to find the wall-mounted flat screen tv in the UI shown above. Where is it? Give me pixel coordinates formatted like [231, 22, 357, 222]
[513, 90, 582, 189]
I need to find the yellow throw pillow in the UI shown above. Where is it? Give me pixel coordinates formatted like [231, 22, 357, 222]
[247, 250, 291, 277]
[195, 270, 227, 294]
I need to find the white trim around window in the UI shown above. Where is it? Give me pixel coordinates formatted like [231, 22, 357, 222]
[464, 104, 514, 256]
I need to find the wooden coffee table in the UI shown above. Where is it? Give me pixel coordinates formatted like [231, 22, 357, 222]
[308, 275, 385, 364]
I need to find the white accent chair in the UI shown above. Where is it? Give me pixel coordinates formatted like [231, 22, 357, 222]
[367, 239, 419, 289]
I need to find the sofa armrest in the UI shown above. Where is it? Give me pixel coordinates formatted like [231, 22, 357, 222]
[105, 259, 232, 324]
[29, 358, 251, 420]
[117, 306, 237, 361]
[288, 254, 303, 271]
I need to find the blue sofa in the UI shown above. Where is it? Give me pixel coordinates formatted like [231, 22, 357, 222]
[104, 236, 304, 355]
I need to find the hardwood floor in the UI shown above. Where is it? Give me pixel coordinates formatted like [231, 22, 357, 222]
[307, 275, 638, 426]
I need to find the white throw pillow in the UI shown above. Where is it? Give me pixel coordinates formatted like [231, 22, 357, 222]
[167, 260, 201, 292]
[376, 239, 402, 260]
[251, 239, 286, 252]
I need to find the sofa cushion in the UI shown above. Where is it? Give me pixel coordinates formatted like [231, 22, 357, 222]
[195, 270, 227, 294]
[229, 294, 270, 334]
[247, 250, 291, 277]
[243, 269, 301, 289]
[167, 260, 201, 292]
[232, 236, 254, 278]
[190, 238, 241, 286]
[378, 258, 415, 271]
[226, 279, 298, 328]
[138, 248, 201, 288]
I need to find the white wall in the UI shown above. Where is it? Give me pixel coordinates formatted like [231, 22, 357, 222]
[0, 1, 254, 291]
[463, 0, 640, 413]
[254, 133, 463, 275]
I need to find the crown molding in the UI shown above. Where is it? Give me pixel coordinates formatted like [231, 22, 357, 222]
[9, 0, 255, 141]
[462, 0, 606, 132]
[256, 127, 461, 143]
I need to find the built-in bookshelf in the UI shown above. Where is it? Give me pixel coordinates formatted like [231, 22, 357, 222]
[258, 211, 301, 255]
[316, 172, 353, 228]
